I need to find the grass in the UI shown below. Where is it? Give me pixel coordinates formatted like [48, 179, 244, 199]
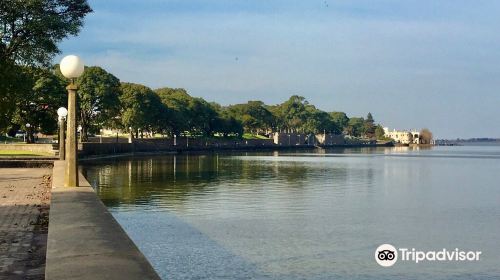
[0, 150, 53, 157]
[242, 133, 270, 140]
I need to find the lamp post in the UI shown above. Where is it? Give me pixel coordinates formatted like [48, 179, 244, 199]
[128, 127, 133, 143]
[77, 125, 82, 143]
[25, 123, 31, 143]
[57, 107, 68, 160]
[60, 55, 84, 187]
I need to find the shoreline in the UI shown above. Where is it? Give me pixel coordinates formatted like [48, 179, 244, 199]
[78, 142, 395, 161]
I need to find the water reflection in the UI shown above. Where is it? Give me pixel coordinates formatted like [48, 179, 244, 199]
[83, 152, 375, 217]
[81, 147, 500, 280]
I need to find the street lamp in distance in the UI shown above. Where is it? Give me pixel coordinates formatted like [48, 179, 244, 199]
[25, 123, 31, 143]
[128, 127, 133, 144]
[77, 125, 82, 143]
[57, 107, 68, 160]
[60, 55, 84, 187]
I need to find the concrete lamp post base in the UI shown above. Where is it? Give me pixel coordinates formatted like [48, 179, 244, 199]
[64, 84, 79, 187]
[59, 118, 66, 160]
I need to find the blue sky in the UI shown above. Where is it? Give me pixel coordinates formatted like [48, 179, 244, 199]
[57, 0, 500, 139]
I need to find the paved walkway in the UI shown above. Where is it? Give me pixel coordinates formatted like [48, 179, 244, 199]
[0, 168, 51, 280]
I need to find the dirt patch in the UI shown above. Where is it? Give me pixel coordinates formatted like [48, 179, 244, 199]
[0, 168, 52, 279]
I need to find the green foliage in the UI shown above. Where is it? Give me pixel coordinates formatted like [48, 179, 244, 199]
[155, 88, 193, 134]
[213, 115, 243, 137]
[364, 112, 376, 139]
[1, 63, 384, 140]
[346, 117, 365, 137]
[375, 125, 386, 140]
[0, 0, 92, 66]
[267, 95, 339, 134]
[155, 87, 243, 137]
[11, 67, 67, 138]
[0, 61, 29, 132]
[329, 112, 349, 133]
[224, 101, 274, 134]
[74, 66, 121, 140]
[119, 83, 166, 134]
[0, 0, 91, 134]
[274, 95, 309, 132]
[190, 97, 219, 136]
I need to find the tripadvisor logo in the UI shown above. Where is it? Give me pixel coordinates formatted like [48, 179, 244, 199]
[375, 244, 398, 267]
[375, 244, 482, 267]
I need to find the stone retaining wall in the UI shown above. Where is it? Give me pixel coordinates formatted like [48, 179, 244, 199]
[79, 138, 276, 156]
[45, 161, 160, 280]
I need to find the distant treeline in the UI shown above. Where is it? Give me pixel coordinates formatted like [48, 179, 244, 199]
[1, 65, 387, 141]
[435, 138, 500, 143]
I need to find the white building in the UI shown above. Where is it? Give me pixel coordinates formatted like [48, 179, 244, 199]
[384, 128, 421, 144]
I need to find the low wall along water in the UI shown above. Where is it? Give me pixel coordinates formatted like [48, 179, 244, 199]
[77, 135, 389, 157]
[46, 161, 160, 280]
[79, 138, 277, 156]
[0, 144, 56, 154]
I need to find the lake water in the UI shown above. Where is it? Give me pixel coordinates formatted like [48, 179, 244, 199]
[81, 146, 500, 280]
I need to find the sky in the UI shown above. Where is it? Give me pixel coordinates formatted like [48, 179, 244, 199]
[57, 0, 500, 139]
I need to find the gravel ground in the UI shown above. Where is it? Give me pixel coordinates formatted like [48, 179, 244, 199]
[0, 168, 51, 280]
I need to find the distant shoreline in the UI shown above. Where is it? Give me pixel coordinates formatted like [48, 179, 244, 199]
[434, 139, 500, 146]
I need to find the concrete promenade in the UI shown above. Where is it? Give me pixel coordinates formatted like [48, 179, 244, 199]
[0, 168, 51, 279]
[46, 161, 160, 280]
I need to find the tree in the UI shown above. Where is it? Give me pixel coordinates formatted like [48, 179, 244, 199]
[346, 117, 365, 137]
[420, 128, 433, 144]
[73, 66, 121, 141]
[0, 0, 92, 132]
[119, 83, 165, 137]
[225, 101, 274, 134]
[10, 67, 66, 141]
[303, 107, 338, 134]
[0, 0, 92, 66]
[375, 125, 386, 140]
[155, 87, 194, 135]
[211, 104, 244, 137]
[364, 112, 376, 138]
[267, 95, 344, 134]
[0, 61, 29, 132]
[329, 112, 349, 133]
[188, 97, 219, 136]
[270, 95, 310, 132]
[212, 115, 243, 137]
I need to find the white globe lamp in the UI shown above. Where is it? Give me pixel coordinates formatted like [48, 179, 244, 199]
[60, 55, 84, 79]
[57, 107, 68, 118]
[57, 107, 68, 160]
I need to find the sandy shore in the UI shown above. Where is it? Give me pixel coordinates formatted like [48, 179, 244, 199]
[0, 168, 51, 279]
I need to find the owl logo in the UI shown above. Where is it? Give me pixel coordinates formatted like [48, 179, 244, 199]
[375, 244, 398, 267]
